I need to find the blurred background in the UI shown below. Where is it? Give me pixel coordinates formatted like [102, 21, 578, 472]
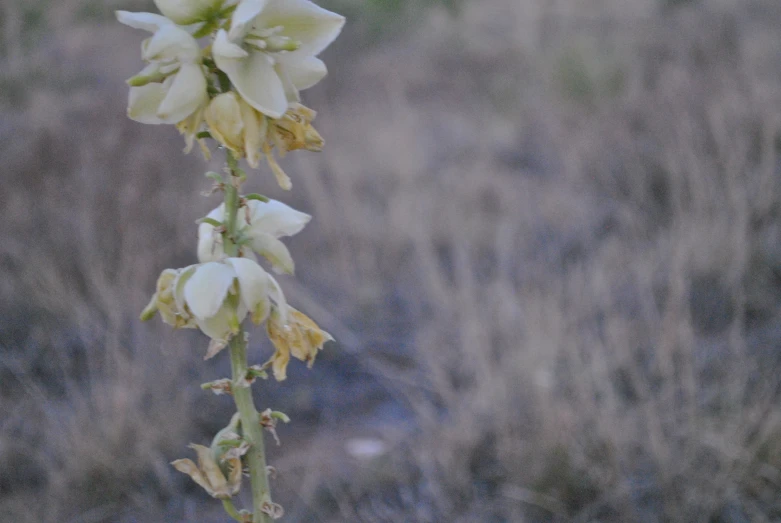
[2, 0, 781, 521]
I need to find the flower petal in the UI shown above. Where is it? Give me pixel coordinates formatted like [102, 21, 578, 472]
[266, 274, 288, 323]
[116, 10, 172, 33]
[239, 98, 265, 168]
[249, 232, 295, 274]
[154, 0, 223, 25]
[247, 199, 311, 238]
[197, 204, 226, 263]
[226, 257, 270, 313]
[254, 0, 345, 58]
[278, 55, 327, 92]
[173, 264, 198, 314]
[229, 0, 269, 41]
[213, 29, 250, 60]
[127, 84, 168, 124]
[157, 63, 208, 124]
[196, 303, 244, 347]
[184, 262, 236, 320]
[141, 24, 201, 62]
[171, 458, 216, 497]
[214, 48, 288, 118]
[191, 444, 232, 498]
[269, 344, 290, 381]
[204, 92, 245, 152]
[272, 62, 299, 103]
[204, 339, 228, 360]
[176, 105, 205, 153]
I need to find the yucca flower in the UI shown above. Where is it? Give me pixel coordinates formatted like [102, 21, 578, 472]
[143, 258, 287, 358]
[198, 198, 310, 275]
[213, 0, 345, 118]
[117, 11, 209, 127]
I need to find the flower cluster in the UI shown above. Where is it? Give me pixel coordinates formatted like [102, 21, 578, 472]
[142, 197, 331, 366]
[118, 0, 344, 189]
[124, 1, 342, 517]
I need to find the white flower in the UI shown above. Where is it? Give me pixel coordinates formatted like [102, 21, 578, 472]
[117, 11, 208, 125]
[212, 0, 345, 118]
[198, 199, 310, 274]
[175, 258, 287, 358]
[154, 0, 225, 25]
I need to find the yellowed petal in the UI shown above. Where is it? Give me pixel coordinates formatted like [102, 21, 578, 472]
[271, 102, 323, 154]
[171, 457, 217, 497]
[265, 309, 292, 380]
[191, 444, 232, 498]
[238, 97, 265, 168]
[176, 106, 205, 153]
[270, 347, 290, 381]
[250, 296, 270, 325]
[265, 306, 330, 378]
[225, 454, 244, 495]
[263, 143, 292, 190]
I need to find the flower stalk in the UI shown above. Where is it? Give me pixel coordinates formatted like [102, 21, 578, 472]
[229, 334, 271, 523]
[122, 1, 344, 519]
[224, 152, 272, 523]
[222, 153, 242, 257]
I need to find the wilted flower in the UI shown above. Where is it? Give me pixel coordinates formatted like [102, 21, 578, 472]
[172, 444, 242, 498]
[213, 0, 345, 118]
[205, 94, 323, 188]
[271, 102, 323, 153]
[140, 267, 198, 328]
[198, 198, 310, 275]
[261, 102, 324, 189]
[265, 305, 332, 380]
[172, 416, 249, 499]
[117, 11, 208, 135]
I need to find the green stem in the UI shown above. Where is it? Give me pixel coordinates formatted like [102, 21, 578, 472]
[230, 336, 272, 523]
[222, 151, 272, 523]
[223, 154, 241, 257]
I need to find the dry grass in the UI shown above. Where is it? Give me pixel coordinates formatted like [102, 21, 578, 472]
[2, 0, 781, 521]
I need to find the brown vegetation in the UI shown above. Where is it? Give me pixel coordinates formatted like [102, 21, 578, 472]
[2, 0, 781, 521]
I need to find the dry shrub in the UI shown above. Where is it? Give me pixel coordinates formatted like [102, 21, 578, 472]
[277, 1, 781, 521]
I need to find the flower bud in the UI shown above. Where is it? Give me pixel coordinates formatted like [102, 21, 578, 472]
[204, 92, 245, 153]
